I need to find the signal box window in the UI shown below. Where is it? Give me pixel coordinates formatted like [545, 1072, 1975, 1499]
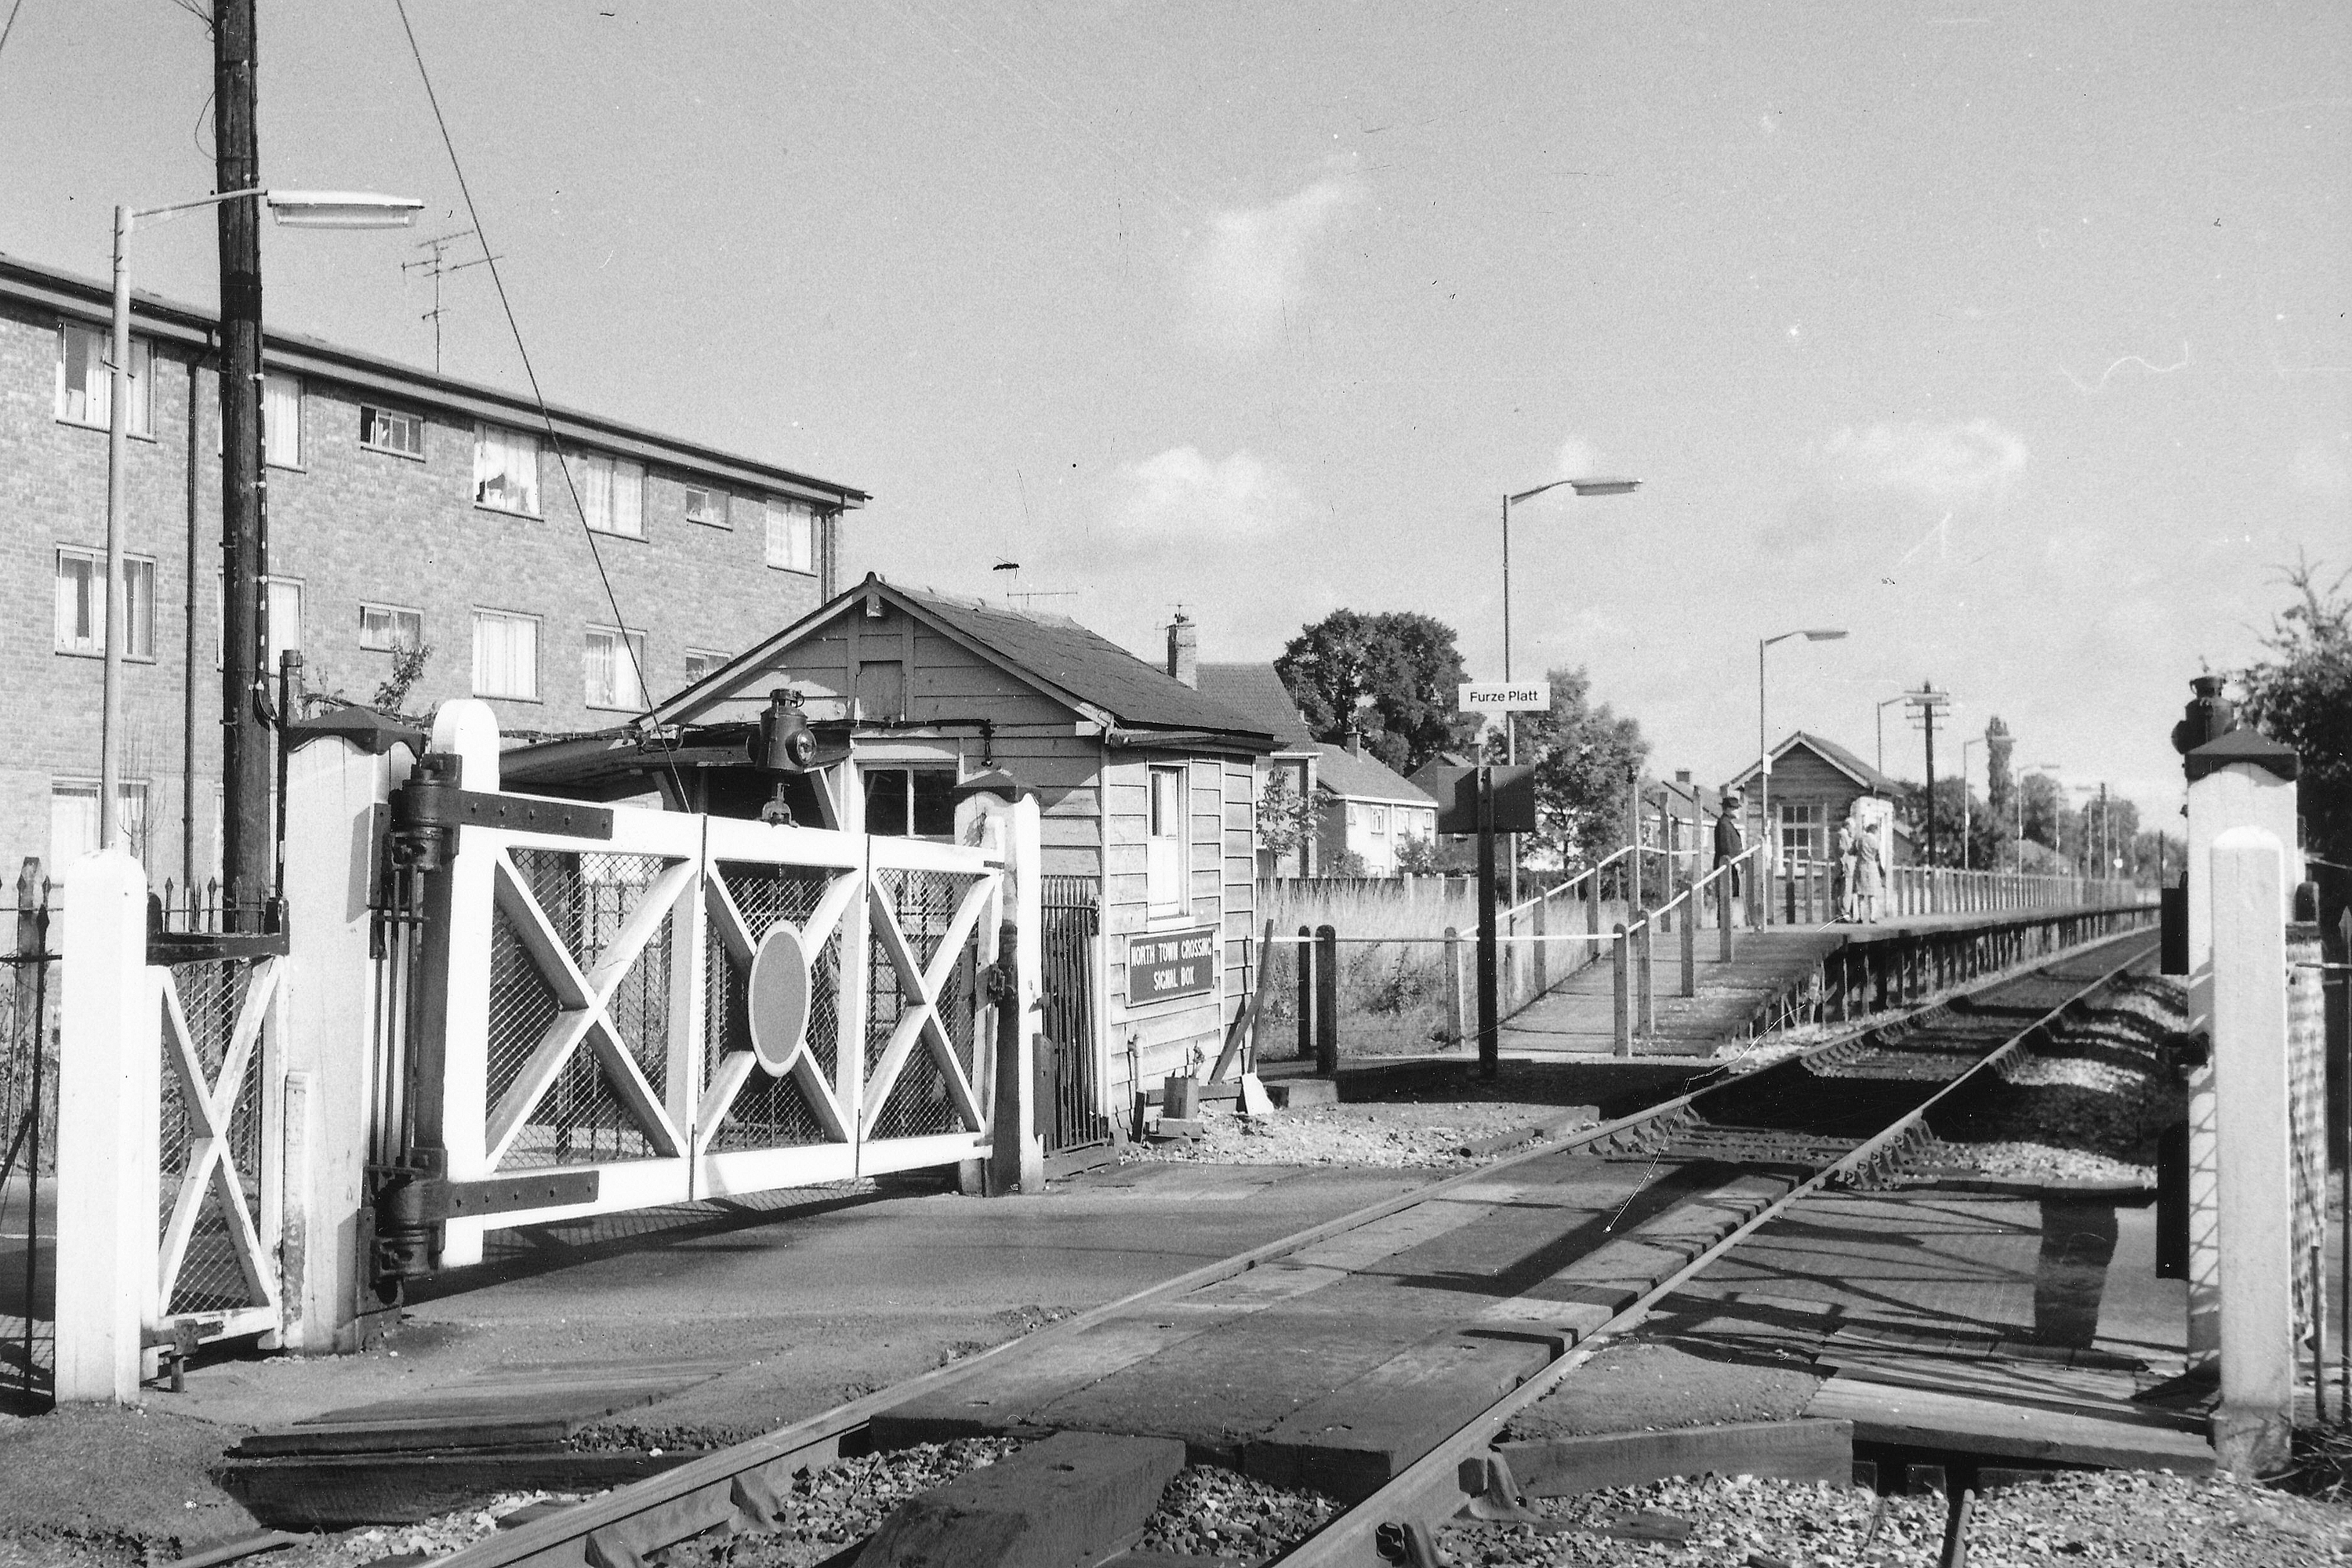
[1778, 801, 1825, 863]
[1146, 765, 1187, 916]
[864, 768, 956, 838]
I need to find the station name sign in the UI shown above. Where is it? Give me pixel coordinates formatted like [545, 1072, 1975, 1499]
[1458, 681, 1551, 715]
[1126, 925, 1218, 1007]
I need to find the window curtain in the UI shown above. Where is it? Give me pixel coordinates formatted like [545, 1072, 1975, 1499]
[475, 426, 539, 513]
[263, 372, 300, 466]
[474, 613, 537, 699]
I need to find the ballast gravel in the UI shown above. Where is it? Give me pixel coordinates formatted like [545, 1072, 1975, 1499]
[1124, 1102, 1581, 1169]
[1132, 1465, 1341, 1563]
[1964, 1469, 2352, 1565]
[1436, 1474, 1944, 1566]
[648, 1438, 1022, 1566]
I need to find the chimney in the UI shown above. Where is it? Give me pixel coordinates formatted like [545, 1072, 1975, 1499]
[1675, 769, 1691, 784]
[1165, 613, 1198, 688]
[1345, 731, 1364, 758]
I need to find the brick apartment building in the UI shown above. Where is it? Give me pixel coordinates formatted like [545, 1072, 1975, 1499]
[0, 250, 863, 892]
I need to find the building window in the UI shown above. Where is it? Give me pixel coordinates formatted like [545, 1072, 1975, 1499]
[576, 453, 645, 538]
[51, 780, 150, 869]
[584, 625, 648, 710]
[471, 609, 539, 699]
[765, 500, 815, 573]
[263, 372, 302, 466]
[360, 405, 425, 458]
[681, 648, 728, 688]
[359, 603, 423, 652]
[265, 577, 303, 671]
[56, 321, 153, 436]
[1778, 801, 1826, 863]
[863, 768, 956, 838]
[474, 424, 540, 514]
[1146, 765, 1187, 916]
[55, 548, 155, 659]
[684, 485, 727, 527]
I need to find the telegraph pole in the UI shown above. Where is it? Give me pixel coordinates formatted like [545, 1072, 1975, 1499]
[1904, 682, 1953, 866]
[216, 0, 272, 930]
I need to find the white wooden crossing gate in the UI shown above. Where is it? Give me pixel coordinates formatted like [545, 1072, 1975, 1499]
[389, 764, 1014, 1267]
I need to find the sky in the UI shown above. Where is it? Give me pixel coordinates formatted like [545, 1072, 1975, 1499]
[4, 1, 2346, 827]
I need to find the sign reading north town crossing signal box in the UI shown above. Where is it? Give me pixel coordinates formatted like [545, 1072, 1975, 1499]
[1126, 925, 1218, 1007]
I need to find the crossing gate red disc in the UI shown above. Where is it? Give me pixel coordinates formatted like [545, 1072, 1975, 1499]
[746, 923, 812, 1073]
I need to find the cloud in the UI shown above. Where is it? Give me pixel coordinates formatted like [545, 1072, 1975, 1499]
[2292, 435, 2351, 498]
[1766, 418, 2027, 567]
[1818, 419, 2027, 507]
[1099, 445, 1310, 551]
[1185, 176, 1359, 352]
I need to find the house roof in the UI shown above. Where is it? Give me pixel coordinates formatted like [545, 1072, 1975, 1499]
[1314, 743, 1437, 806]
[1723, 731, 1898, 797]
[1196, 663, 1317, 749]
[0, 251, 866, 510]
[657, 575, 1278, 752]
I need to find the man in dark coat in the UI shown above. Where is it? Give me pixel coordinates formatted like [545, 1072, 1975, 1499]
[1714, 789, 1746, 897]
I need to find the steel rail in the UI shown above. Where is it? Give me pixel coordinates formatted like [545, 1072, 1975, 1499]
[1280, 926, 2161, 1567]
[438, 920, 2157, 1568]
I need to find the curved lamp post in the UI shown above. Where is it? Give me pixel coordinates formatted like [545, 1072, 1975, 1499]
[1756, 628, 1846, 869]
[100, 188, 422, 850]
[1499, 476, 1639, 904]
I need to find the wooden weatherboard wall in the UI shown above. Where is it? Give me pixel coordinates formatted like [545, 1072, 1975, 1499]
[1098, 753, 1253, 1106]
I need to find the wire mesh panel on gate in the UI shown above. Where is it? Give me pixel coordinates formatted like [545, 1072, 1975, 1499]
[491, 849, 679, 1170]
[158, 958, 269, 1316]
[866, 867, 983, 1142]
[704, 862, 847, 1151]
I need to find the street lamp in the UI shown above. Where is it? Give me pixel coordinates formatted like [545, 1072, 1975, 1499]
[1756, 628, 1847, 869]
[99, 187, 421, 850]
[1498, 475, 1639, 903]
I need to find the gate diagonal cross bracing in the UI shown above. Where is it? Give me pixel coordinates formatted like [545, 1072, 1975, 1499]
[434, 802, 1007, 1243]
[156, 953, 284, 1344]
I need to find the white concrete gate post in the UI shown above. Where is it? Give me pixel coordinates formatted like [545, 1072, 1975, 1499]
[53, 849, 158, 1403]
[2209, 826, 2295, 1475]
[2182, 732, 2303, 1366]
[957, 779, 1044, 1195]
[279, 725, 419, 1352]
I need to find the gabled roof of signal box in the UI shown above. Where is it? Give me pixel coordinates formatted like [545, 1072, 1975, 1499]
[655, 574, 1279, 753]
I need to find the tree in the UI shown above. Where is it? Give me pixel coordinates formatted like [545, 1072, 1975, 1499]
[2236, 557, 2352, 866]
[1512, 665, 1650, 873]
[1254, 768, 1315, 873]
[1276, 610, 1477, 775]
[2019, 771, 2064, 855]
[1984, 717, 2013, 862]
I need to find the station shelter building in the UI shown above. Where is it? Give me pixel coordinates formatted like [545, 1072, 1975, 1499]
[0, 249, 859, 898]
[506, 574, 1279, 1143]
[1722, 731, 1913, 870]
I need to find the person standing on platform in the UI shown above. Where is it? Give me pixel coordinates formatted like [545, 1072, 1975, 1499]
[1849, 808, 1884, 924]
[1835, 824, 1857, 922]
[1714, 789, 1746, 927]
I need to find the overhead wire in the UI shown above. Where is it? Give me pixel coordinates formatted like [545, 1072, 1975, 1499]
[0, 0, 31, 64]
[390, 0, 685, 798]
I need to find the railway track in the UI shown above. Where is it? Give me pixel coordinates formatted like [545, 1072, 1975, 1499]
[439, 921, 2160, 1568]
